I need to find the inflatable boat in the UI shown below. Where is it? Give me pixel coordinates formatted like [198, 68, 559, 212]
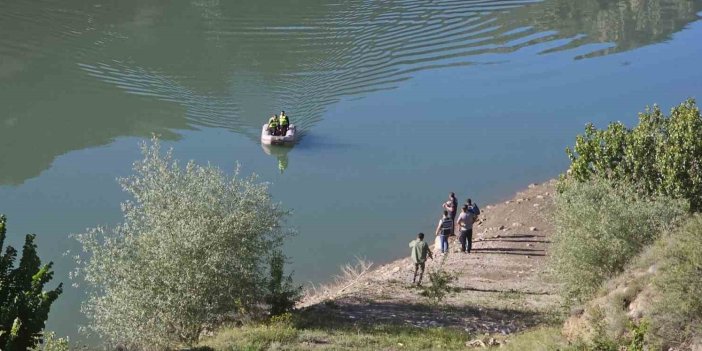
[261, 124, 297, 145]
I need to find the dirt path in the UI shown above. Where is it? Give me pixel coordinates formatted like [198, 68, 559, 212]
[300, 180, 560, 336]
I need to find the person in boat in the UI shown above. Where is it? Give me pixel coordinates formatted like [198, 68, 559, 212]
[278, 110, 290, 136]
[268, 114, 279, 136]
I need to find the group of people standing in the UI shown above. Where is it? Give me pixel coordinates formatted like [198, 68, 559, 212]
[437, 192, 480, 254]
[267, 110, 290, 136]
[408, 192, 480, 285]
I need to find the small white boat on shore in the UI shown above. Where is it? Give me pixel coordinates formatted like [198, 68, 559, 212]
[261, 124, 297, 145]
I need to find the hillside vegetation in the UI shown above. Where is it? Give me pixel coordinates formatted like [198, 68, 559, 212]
[552, 99, 702, 350]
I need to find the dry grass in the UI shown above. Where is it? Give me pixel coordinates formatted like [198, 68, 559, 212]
[497, 327, 566, 351]
[300, 257, 373, 307]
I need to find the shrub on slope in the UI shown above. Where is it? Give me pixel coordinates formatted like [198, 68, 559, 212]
[652, 215, 702, 347]
[552, 178, 687, 305]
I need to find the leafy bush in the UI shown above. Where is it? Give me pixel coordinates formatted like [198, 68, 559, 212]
[551, 178, 687, 305]
[651, 215, 702, 346]
[73, 137, 292, 348]
[627, 319, 648, 351]
[418, 255, 458, 304]
[567, 99, 702, 211]
[265, 253, 302, 317]
[0, 215, 63, 351]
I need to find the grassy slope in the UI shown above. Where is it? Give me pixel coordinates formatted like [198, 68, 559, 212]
[201, 322, 632, 351]
[198, 318, 573, 351]
[201, 324, 469, 351]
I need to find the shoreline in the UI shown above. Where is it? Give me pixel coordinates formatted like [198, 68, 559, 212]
[301, 176, 559, 292]
[299, 178, 559, 337]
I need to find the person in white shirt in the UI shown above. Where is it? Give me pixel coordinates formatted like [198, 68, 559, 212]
[457, 204, 476, 253]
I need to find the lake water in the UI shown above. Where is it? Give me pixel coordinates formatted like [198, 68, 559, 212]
[1, 0, 702, 342]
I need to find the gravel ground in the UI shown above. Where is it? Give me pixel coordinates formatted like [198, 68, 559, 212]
[299, 180, 561, 336]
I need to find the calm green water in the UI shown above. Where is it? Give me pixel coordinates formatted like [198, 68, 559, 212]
[1, 0, 702, 341]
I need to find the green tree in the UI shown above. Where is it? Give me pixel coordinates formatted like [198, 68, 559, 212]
[74, 136, 292, 349]
[567, 99, 702, 211]
[0, 215, 63, 350]
[264, 253, 302, 317]
[658, 100, 702, 211]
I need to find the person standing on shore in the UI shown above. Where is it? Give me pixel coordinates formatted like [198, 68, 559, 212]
[409, 232, 433, 285]
[457, 204, 476, 253]
[466, 198, 480, 219]
[435, 210, 453, 253]
[443, 192, 458, 235]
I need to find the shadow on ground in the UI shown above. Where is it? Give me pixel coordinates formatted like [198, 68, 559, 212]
[297, 297, 546, 335]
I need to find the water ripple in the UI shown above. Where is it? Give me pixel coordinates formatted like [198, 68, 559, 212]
[1, 0, 701, 183]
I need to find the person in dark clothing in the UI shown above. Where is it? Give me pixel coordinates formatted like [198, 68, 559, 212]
[466, 198, 480, 218]
[457, 205, 476, 253]
[435, 210, 453, 253]
[442, 192, 458, 235]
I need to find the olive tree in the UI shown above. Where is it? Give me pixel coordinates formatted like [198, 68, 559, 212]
[74, 136, 291, 349]
[566, 99, 702, 211]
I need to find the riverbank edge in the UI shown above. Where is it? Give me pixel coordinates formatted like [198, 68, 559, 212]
[200, 179, 560, 350]
[200, 178, 561, 350]
[298, 178, 559, 316]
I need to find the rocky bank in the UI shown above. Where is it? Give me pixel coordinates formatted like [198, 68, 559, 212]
[299, 179, 560, 340]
